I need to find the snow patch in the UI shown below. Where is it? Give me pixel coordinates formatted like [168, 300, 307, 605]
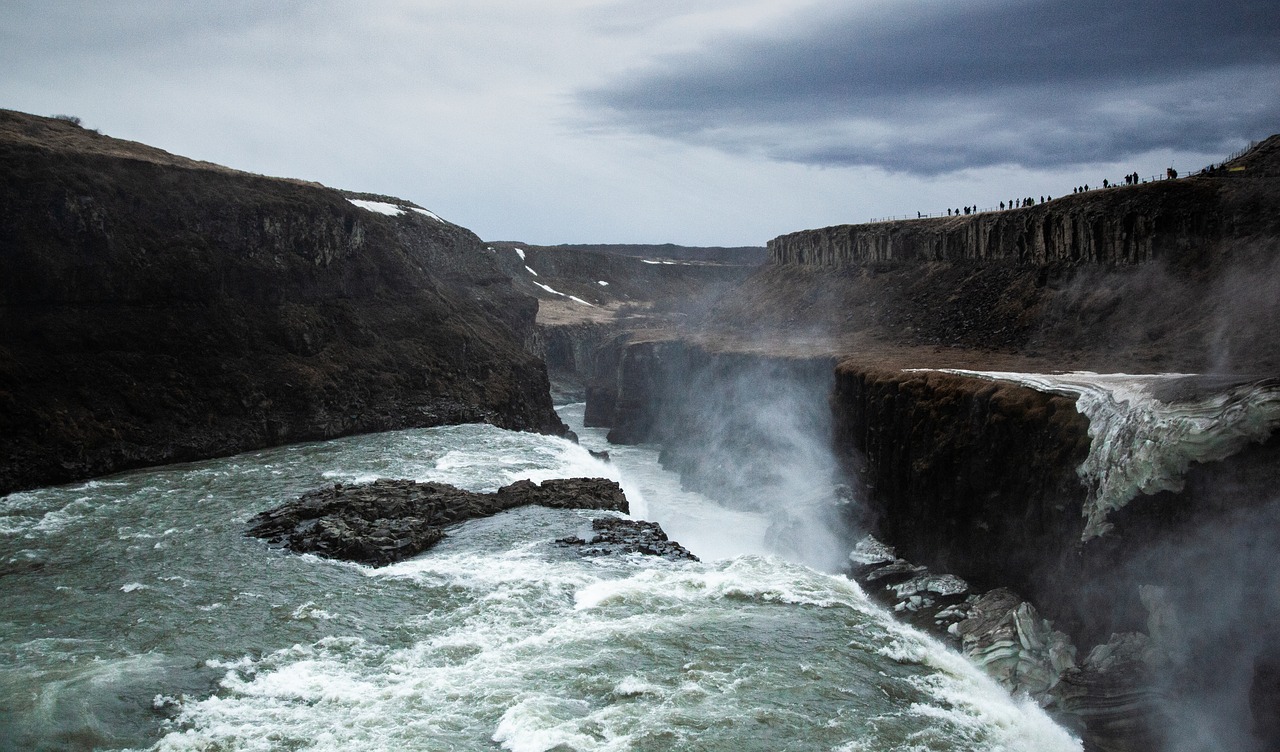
[409, 207, 443, 222]
[532, 282, 595, 307]
[597, 280, 609, 286]
[346, 199, 404, 216]
[515, 248, 526, 261]
[525, 266, 538, 276]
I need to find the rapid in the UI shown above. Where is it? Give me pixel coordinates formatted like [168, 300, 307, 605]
[0, 404, 1080, 751]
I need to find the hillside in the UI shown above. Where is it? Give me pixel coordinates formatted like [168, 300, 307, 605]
[0, 110, 566, 495]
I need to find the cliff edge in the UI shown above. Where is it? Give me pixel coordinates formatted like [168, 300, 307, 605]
[769, 136, 1280, 267]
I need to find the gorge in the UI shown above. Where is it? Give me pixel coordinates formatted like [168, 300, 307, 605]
[542, 136, 1280, 751]
[2, 110, 1279, 752]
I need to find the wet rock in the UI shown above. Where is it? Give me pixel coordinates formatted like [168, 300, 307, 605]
[848, 535, 975, 634]
[247, 477, 628, 566]
[1055, 634, 1165, 752]
[952, 589, 1078, 706]
[557, 517, 698, 561]
[588, 449, 611, 462]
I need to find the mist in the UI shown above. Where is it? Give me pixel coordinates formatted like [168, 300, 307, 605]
[644, 350, 857, 572]
[1106, 494, 1280, 751]
[1031, 238, 1280, 374]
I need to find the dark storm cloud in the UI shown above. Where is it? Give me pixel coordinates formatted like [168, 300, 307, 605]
[581, 0, 1280, 173]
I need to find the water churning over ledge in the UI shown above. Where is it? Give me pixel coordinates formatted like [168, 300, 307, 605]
[932, 370, 1280, 539]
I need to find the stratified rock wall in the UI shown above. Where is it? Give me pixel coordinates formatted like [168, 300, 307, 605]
[831, 362, 1280, 752]
[770, 181, 1221, 267]
[771, 132, 1280, 271]
[0, 110, 565, 495]
[527, 322, 630, 405]
[831, 365, 1092, 601]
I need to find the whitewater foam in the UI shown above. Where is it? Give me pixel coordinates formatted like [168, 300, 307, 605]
[0, 408, 1083, 752]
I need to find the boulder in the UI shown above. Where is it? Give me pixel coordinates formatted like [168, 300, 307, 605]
[557, 517, 698, 561]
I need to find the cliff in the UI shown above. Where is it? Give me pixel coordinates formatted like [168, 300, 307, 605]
[0, 110, 566, 495]
[489, 242, 754, 322]
[769, 136, 1280, 268]
[747, 136, 1280, 375]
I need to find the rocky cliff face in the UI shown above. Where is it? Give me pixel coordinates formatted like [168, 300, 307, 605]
[769, 136, 1280, 268]
[831, 367, 1092, 598]
[770, 181, 1220, 266]
[487, 240, 758, 406]
[0, 110, 565, 495]
[831, 364, 1280, 751]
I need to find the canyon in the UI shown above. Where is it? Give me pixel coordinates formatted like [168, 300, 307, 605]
[3, 108, 1278, 751]
[537, 136, 1280, 751]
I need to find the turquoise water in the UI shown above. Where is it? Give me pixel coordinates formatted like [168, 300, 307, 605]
[0, 405, 1078, 751]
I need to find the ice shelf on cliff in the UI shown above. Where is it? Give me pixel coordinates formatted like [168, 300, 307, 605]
[936, 370, 1280, 540]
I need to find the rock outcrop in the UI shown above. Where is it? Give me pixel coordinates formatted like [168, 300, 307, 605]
[833, 364, 1280, 751]
[0, 109, 566, 495]
[557, 517, 698, 561]
[247, 477, 629, 565]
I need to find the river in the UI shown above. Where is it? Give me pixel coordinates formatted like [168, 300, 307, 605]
[0, 404, 1079, 751]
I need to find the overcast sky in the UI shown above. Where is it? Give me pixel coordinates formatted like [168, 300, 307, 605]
[2, 1, 1275, 246]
